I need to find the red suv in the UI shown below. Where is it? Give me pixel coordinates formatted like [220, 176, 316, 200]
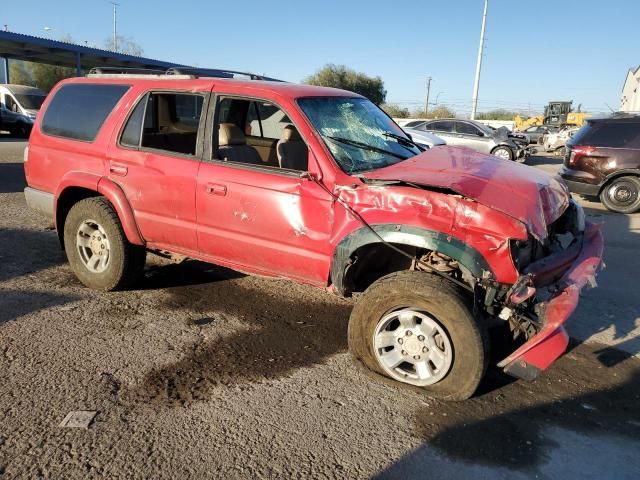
[23, 70, 603, 400]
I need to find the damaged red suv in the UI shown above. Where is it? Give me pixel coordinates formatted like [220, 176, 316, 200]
[23, 69, 603, 400]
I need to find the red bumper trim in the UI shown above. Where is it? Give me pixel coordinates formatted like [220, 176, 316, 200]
[498, 222, 604, 378]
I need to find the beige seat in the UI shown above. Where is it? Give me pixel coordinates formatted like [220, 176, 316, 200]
[218, 123, 262, 164]
[276, 125, 308, 171]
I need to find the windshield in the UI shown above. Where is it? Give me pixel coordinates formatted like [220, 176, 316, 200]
[15, 94, 46, 110]
[297, 97, 421, 173]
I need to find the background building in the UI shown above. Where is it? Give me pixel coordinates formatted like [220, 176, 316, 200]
[620, 66, 640, 112]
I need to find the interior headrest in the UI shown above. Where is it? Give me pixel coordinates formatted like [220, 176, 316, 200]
[281, 125, 302, 142]
[219, 123, 246, 146]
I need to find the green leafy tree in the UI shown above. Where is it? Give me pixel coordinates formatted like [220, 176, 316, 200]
[381, 104, 411, 118]
[30, 63, 76, 92]
[8, 61, 33, 86]
[304, 64, 387, 105]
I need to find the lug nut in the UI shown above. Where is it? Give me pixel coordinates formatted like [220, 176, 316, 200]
[401, 350, 407, 355]
[413, 355, 420, 360]
[418, 335, 425, 341]
[406, 331, 413, 336]
[422, 346, 428, 353]
[398, 338, 403, 345]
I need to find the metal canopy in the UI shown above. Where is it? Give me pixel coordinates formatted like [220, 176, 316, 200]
[0, 30, 188, 77]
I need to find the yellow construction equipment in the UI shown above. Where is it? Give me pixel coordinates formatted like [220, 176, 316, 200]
[514, 101, 589, 131]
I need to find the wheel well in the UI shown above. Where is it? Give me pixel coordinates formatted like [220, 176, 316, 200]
[55, 187, 100, 248]
[343, 243, 415, 294]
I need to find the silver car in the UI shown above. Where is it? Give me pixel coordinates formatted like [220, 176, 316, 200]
[402, 128, 446, 149]
[411, 118, 530, 162]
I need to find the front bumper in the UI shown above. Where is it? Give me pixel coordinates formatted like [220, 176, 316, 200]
[497, 222, 604, 380]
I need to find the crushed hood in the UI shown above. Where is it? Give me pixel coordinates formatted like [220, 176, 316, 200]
[362, 146, 569, 241]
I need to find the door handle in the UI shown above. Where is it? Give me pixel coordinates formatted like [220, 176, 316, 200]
[109, 162, 128, 176]
[205, 183, 227, 196]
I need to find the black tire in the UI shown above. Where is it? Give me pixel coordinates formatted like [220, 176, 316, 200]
[491, 146, 513, 161]
[348, 270, 488, 401]
[599, 176, 640, 214]
[64, 197, 146, 290]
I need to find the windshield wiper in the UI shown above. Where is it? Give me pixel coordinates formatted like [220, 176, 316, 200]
[381, 131, 421, 150]
[324, 135, 408, 161]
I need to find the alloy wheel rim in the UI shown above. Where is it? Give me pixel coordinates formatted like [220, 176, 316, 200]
[373, 308, 453, 386]
[494, 149, 510, 160]
[76, 219, 110, 273]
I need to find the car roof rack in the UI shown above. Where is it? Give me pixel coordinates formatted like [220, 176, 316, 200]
[87, 66, 284, 82]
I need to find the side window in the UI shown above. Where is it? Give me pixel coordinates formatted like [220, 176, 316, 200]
[5, 95, 18, 112]
[41, 84, 129, 141]
[120, 95, 147, 147]
[427, 121, 454, 133]
[215, 97, 307, 171]
[456, 122, 481, 136]
[123, 92, 204, 156]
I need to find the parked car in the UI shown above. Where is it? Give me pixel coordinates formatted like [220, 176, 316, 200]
[24, 72, 603, 400]
[413, 118, 530, 162]
[560, 115, 640, 213]
[0, 84, 46, 137]
[402, 126, 447, 149]
[402, 120, 427, 128]
[517, 125, 551, 144]
[542, 124, 580, 156]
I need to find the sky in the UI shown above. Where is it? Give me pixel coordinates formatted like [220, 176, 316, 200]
[3, 0, 638, 115]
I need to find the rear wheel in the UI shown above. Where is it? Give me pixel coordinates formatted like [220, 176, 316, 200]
[64, 197, 146, 290]
[491, 146, 513, 161]
[348, 270, 488, 400]
[600, 176, 640, 214]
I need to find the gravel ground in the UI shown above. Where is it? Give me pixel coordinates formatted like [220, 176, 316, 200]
[1, 136, 639, 479]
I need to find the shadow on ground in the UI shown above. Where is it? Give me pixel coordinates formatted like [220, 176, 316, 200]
[0, 162, 26, 194]
[127, 265, 354, 406]
[374, 343, 640, 478]
[0, 228, 65, 283]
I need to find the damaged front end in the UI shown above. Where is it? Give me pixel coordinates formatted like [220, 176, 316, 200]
[490, 200, 604, 380]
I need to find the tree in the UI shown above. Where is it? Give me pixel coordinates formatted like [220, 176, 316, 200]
[476, 109, 522, 121]
[414, 105, 455, 119]
[104, 36, 144, 56]
[30, 63, 76, 92]
[304, 64, 386, 105]
[8, 61, 33, 86]
[381, 104, 411, 118]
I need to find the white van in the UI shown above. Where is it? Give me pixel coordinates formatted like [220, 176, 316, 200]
[0, 84, 47, 137]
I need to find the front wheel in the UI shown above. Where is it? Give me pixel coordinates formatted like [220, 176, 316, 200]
[64, 197, 146, 290]
[348, 271, 488, 400]
[600, 176, 640, 214]
[491, 146, 513, 161]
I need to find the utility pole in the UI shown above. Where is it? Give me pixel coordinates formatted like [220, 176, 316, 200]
[110, 2, 119, 52]
[470, 0, 488, 120]
[425, 76, 432, 117]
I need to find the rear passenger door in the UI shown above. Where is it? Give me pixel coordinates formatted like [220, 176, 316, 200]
[107, 90, 208, 252]
[422, 120, 456, 144]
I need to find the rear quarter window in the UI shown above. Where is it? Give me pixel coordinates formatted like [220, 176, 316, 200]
[41, 84, 129, 141]
[572, 121, 640, 149]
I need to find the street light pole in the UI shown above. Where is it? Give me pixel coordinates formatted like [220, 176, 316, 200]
[425, 76, 432, 117]
[110, 2, 119, 52]
[470, 0, 488, 120]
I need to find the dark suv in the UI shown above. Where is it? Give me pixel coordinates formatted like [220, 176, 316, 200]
[560, 116, 640, 213]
